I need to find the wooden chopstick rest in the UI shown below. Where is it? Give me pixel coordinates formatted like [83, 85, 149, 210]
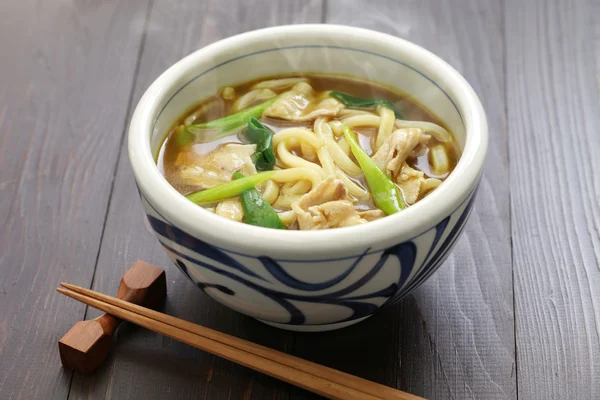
[58, 261, 166, 374]
[58, 284, 424, 400]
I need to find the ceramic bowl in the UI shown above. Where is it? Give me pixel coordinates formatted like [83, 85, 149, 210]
[128, 25, 487, 332]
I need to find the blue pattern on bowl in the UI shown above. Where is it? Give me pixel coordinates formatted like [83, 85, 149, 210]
[133, 41, 482, 330]
[139, 182, 477, 328]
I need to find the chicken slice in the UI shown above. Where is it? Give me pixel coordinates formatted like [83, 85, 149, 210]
[215, 197, 244, 222]
[292, 177, 370, 230]
[397, 163, 425, 205]
[358, 209, 386, 221]
[180, 143, 257, 189]
[371, 128, 422, 179]
[296, 176, 348, 209]
[299, 200, 368, 229]
[263, 82, 343, 122]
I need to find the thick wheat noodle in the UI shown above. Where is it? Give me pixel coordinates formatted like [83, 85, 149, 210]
[301, 142, 317, 161]
[316, 146, 336, 176]
[340, 114, 381, 129]
[312, 123, 337, 176]
[272, 128, 324, 149]
[271, 168, 323, 190]
[281, 180, 312, 196]
[315, 119, 362, 176]
[276, 141, 326, 178]
[308, 119, 368, 199]
[280, 181, 311, 197]
[293, 180, 313, 193]
[337, 137, 351, 156]
[376, 106, 396, 148]
[274, 194, 303, 209]
[277, 210, 297, 225]
[171, 79, 459, 231]
[394, 119, 452, 142]
[322, 134, 362, 177]
[281, 181, 294, 191]
[261, 180, 280, 205]
[336, 169, 370, 200]
[328, 120, 344, 137]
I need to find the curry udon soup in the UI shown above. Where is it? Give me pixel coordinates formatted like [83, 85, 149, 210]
[158, 74, 460, 230]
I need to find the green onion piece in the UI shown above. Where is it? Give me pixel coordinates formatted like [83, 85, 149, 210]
[233, 172, 286, 229]
[429, 144, 450, 175]
[176, 96, 279, 146]
[186, 171, 275, 205]
[246, 117, 276, 171]
[330, 90, 404, 119]
[343, 126, 406, 214]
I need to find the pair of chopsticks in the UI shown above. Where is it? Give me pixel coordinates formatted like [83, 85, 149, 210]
[58, 283, 424, 400]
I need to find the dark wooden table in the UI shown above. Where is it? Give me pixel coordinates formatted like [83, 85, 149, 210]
[1, 0, 598, 399]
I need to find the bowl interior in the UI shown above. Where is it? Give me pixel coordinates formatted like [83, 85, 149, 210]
[149, 43, 466, 157]
[130, 25, 486, 259]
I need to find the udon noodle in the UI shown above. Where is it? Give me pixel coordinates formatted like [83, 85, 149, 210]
[158, 74, 459, 230]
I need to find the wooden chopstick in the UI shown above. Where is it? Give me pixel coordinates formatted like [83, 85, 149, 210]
[58, 283, 424, 400]
[60, 283, 413, 399]
[57, 287, 374, 399]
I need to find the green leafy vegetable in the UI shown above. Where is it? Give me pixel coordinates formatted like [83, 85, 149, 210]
[233, 172, 286, 229]
[330, 90, 404, 119]
[246, 117, 276, 171]
[176, 96, 279, 146]
[185, 171, 275, 205]
[343, 126, 406, 214]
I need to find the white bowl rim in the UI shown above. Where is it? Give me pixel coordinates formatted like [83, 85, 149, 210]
[128, 24, 487, 259]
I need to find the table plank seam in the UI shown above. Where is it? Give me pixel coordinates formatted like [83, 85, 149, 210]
[321, 0, 328, 24]
[63, 1, 155, 398]
[502, 0, 520, 398]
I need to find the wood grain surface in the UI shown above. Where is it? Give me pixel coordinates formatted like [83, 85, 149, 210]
[0, 0, 150, 398]
[506, 0, 600, 398]
[0, 0, 598, 399]
[68, 1, 322, 399]
[290, 1, 515, 399]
